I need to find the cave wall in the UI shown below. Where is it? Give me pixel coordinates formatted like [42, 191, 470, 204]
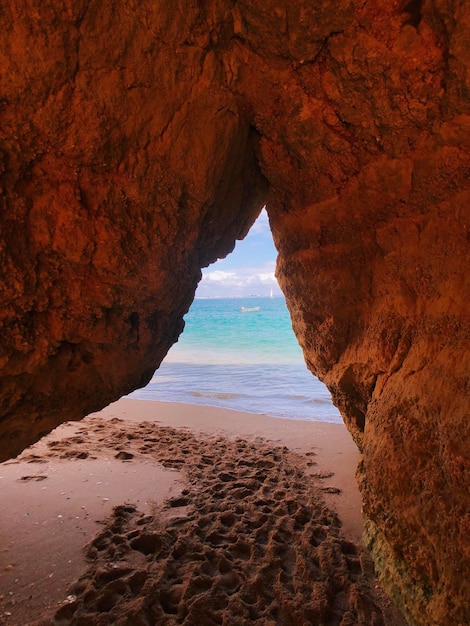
[0, 1, 469, 625]
[0, 0, 267, 458]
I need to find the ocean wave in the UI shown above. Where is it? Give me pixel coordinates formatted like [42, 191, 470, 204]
[305, 398, 331, 405]
[189, 391, 243, 400]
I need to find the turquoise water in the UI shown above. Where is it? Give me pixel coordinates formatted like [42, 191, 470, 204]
[129, 297, 342, 423]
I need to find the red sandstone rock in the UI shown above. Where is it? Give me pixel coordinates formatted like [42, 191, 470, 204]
[0, 0, 266, 457]
[0, 2, 468, 625]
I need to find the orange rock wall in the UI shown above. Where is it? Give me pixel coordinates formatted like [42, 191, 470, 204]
[0, 2, 469, 624]
[0, 0, 266, 457]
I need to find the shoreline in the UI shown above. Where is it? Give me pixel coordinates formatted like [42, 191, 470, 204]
[130, 388, 343, 425]
[130, 360, 343, 424]
[0, 398, 405, 625]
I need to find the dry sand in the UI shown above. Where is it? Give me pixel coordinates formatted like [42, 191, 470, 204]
[0, 398, 406, 625]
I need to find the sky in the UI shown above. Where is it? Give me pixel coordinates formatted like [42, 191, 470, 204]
[196, 208, 283, 298]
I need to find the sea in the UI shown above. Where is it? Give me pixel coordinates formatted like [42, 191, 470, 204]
[129, 297, 342, 424]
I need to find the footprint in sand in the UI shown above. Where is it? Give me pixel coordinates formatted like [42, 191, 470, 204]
[60, 450, 89, 459]
[321, 486, 342, 494]
[114, 451, 134, 460]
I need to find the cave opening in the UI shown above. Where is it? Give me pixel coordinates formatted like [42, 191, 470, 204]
[129, 210, 342, 427]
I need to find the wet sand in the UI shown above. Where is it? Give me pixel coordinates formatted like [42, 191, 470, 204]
[0, 398, 406, 625]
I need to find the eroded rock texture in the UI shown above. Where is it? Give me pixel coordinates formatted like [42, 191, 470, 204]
[0, 1, 468, 625]
[0, 1, 267, 458]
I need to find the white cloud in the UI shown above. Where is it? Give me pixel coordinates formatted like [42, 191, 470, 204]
[197, 260, 283, 298]
[205, 270, 237, 282]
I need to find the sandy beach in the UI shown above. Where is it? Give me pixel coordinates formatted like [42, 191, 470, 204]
[0, 398, 405, 625]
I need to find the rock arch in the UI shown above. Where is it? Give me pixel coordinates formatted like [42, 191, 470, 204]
[0, 2, 468, 624]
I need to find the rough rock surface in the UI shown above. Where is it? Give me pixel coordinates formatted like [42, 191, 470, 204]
[0, 2, 468, 625]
